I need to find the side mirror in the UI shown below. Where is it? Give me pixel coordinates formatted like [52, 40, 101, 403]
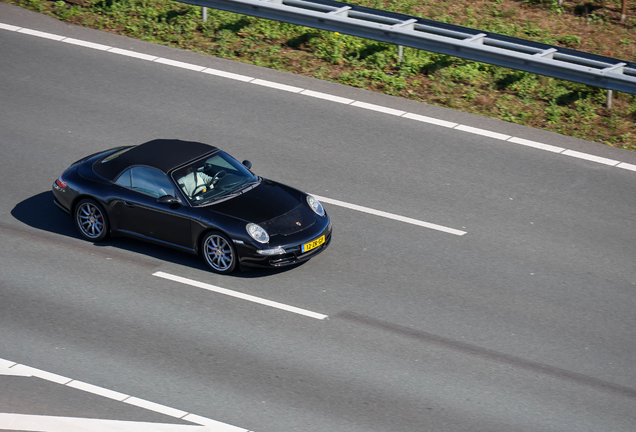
[157, 195, 182, 205]
[242, 160, 252, 170]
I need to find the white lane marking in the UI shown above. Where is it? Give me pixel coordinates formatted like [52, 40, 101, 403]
[617, 162, 636, 171]
[153, 271, 328, 320]
[507, 136, 564, 153]
[202, 68, 253, 82]
[182, 414, 247, 431]
[0, 413, 229, 432]
[108, 47, 158, 61]
[2, 22, 634, 174]
[0, 23, 20, 31]
[124, 397, 189, 418]
[0, 357, 249, 430]
[300, 89, 355, 104]
[154, 58, 207, 72]
[9, 364, 72, 384]
[402, 112, 457, 128]
[0, 359, 31, 376]
[67, 380, 129, 401]
[313, 194, 467, 236]
[62, 37, 110, 50]
[351, 101, 406, 116]
[562, 149, 620, 166]
[454, 124, 511, 141]
[252, 78, 304, 93]
[17, 27, 65, 40]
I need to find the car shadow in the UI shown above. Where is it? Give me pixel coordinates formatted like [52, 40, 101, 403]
[12, 191, 304, 278]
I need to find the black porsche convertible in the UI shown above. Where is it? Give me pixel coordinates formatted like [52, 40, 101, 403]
[52, 139, 332, 274]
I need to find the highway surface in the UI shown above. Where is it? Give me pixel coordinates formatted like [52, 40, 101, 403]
[1, 3, 635, 431]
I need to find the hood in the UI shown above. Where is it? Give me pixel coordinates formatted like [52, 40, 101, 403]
[206, 179, 305, 224]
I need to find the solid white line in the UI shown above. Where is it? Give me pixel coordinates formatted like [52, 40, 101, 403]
[202, 68, 254, 82]
[0, 23, 20, 31]
[351, 101, 405, 116]
[300, 89, 354, 104]
[0, 414, 214, 432]
[508, 137, 564, 153]
[153, 271, 329, 320]
[107, 47, 158, 61]
[252, 78, 304, 93]
[17, 28, 65, 40]
[67, 380, 129, 401]
[124, 397, 189, 418]
[562, 149, 620, 166]
[0, 358, 17, 368]
[454, 124, 511, 141]
[9, 364, 72, 384]
[0, 357, 245, 430]
[154, 58, 207, 72]
[402, 112, 457, 128]
[62, 37, 111, 51]
[617, 162, 636, 171]
[181, 414, 248, 431]
[2, 21, 634, 175]
[312, 195, 467, 236]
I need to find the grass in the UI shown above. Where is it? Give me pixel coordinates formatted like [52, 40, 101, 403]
[5, 0, 636, 150]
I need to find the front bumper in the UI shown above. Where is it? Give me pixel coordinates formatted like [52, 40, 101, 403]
[238, 220, 332, 268]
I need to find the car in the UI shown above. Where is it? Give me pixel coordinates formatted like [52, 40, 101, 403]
[52, 139, 332, 274]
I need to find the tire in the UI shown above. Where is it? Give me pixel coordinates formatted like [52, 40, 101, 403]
[201, 231, 237, 274]
[74, 198, 109, 242]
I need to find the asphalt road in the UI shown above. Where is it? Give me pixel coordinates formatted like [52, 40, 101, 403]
[1, 3, 635, 431]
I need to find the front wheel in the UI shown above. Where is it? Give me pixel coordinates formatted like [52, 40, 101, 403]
[202, 231, 237, 274]
[75, 198, 109, 242]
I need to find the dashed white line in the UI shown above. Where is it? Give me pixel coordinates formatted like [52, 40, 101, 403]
[313, 194, 467, 236]
[2, 21, 634, 176]
[153, 271, 329, 320]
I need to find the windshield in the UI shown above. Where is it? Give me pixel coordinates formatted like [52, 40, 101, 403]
[172, 150, 258, 206]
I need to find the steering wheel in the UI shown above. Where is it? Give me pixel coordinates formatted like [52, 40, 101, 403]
[210, 170, 227, 187]
[192, 184, 207, 196]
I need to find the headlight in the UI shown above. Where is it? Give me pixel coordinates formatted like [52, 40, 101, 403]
[307, 195, 325, 216]
[246, 223, 269, 243]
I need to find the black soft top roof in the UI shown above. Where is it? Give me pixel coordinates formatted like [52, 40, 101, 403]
[93, 139, 217, 181]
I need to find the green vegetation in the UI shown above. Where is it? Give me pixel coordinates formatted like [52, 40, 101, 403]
[5, 0, 636, 150]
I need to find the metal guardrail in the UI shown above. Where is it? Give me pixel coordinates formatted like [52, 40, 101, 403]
[180, 0, 636, 95]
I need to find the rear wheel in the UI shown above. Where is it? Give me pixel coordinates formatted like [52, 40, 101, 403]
[75, 198, 109, 241]
[202, 231, 237, 274]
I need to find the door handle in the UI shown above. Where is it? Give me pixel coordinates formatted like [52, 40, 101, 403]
[124, 201, 135, 208]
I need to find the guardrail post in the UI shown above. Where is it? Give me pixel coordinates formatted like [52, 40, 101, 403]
[398, 45, 403, 63]
[202, 6, 208, 22]
[607, 90, 613, 109]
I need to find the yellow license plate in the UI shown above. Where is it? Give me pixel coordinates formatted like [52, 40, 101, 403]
[302, 235, 325, 253]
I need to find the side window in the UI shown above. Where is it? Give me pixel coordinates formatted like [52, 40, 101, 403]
[130, 167, 174, 198]
[115, 169, 132, 188]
